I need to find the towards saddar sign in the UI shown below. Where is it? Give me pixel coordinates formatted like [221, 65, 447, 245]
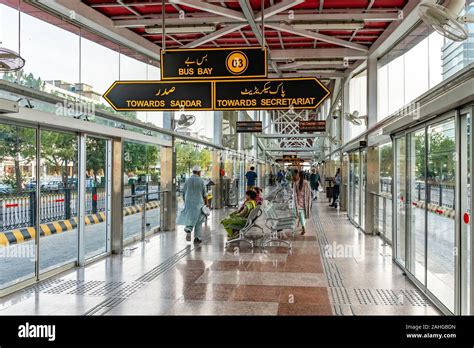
[161, 47, 267, 80]
[103, 80, 213, 111]
[214, 78, 331, 111]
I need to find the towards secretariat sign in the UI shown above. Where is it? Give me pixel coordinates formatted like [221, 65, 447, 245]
[103, 78, 330, 112]
[214, 78, 330, 111]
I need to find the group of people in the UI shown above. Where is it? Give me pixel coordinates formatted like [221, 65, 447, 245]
[176, 163, 341, 243]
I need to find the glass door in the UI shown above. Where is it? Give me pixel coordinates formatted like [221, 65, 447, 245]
[353, 151, 360, 225]
[460, 110, 472, 315]
[0, 123, 37, 289]
[39, 129, 79, 273]
[407, 128, 426, 284]
[426, 118, 456, 313]
[360, 149, 367, 230]
[84, 136, 110, 260]
[395, 135, 407, 267]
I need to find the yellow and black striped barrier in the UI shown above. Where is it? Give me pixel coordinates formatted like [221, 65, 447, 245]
[0, 201, 160, 247]
[411, 200, 455, 219]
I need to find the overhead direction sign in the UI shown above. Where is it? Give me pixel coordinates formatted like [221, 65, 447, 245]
[299, 120, 326, 132]
[103, 80, 213, 111]
[213, 78, 331, 111]
[161, 47, 267, 80]
[236, 121, 262, 133]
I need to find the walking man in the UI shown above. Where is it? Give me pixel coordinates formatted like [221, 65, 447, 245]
[245, 166, 258, 190]
[309, 168, 322, 200]
[330, 168, 341, 208]
[177, 165, 208, 243]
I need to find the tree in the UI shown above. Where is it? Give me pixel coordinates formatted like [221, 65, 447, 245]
[0, 124, 36, 189]
[123, 142, 159, 175]
[41, 131, 78, 186]
[86, 137, 106, 186]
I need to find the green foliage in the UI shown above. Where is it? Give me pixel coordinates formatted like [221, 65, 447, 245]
[123, 142, 160, 175]
[0, 125, 36, 188]
[379, 144, 393, 178]
[41, 131, 78, 183]
[2, 70, 45, 90]
[86, 137, 106, 185]
[175, 142, 212, 176]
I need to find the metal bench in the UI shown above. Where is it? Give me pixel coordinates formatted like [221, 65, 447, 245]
[262, 202, 296, 249]
[225, 205, 264, 249]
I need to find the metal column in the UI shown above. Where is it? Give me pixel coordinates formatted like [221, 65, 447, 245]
[160, 111, 177, 231]
[212, 111, 223, 209]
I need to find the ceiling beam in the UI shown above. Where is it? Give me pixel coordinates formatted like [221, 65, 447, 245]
[182, 23, 246, 48]
[169, 0, 246, 21]
[266, 23, 369, 52]
[254, 0, 305, 21]
[257, 134, 322, 138]
[269, 72, 344, 78]
[271, 48, 368, 60]
[113, 11, 402, 27]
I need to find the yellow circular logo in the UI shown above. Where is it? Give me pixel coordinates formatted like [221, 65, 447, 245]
[226, 51, 249, 75]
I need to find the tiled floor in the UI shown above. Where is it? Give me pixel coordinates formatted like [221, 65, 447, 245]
[0, 190, 442, 316]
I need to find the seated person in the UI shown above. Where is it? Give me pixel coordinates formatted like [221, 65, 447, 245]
[254, 187, 264, 205]
[221, 190, 257, 238]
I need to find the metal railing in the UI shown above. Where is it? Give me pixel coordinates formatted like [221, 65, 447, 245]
[0, 187, 106, 231]
[378, 178, 455, 209]
[0, 183, 162, 232]
[371, 191, 393, 244]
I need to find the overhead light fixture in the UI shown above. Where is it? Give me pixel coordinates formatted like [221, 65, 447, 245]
[291, 22, 365, 30]
[145, 25, 216, 34]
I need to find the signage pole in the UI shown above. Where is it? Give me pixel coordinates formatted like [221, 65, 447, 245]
[162, 0, 166, 52]
[261, 0, 265, 51]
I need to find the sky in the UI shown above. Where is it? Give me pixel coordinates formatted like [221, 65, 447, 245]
[0, 4, 214, 138]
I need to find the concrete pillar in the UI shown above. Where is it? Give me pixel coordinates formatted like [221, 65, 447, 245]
[160, 112, 176, 231]
[340, 153, 348, 212]
[342, 80, 351, 145]
[365, 146, 380, 235]
[111, 138, 123, 254]
[367, 56, 378, 128]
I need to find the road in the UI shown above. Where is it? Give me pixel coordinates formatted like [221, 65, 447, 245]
[0, 207, 160, 288]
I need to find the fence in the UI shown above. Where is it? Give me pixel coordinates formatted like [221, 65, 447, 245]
[1, 183, 161, 232]
[378, 178, 455, 209]
[372, 192, 393, 243]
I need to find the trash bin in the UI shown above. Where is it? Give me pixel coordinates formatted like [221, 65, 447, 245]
[325, 178, 334, 199]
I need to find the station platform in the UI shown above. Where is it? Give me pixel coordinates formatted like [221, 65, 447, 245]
[0, 194, 440, 316]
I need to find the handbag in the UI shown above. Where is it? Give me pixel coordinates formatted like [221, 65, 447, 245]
[201, 205, 211, 217]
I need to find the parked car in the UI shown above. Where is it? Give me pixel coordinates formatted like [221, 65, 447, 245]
[42, 181, 64, 191]
[0, 183, 12, 194]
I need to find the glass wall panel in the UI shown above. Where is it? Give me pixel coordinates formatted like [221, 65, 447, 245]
[80, 32, 120, 108]
[123, 140, 161, 243]
[377, 64, 389, 121]
[379, 142, 393, 242]
[388, 55, 405, 115]
[360, 149, 366, 230]
[18, 6, 80, 93]
[39, 130, 78, 272]
[0, 123, 36, 288]
[404, 38, 429, 105]
[0, 1, 20, 83]
[426, 119, 456, 312]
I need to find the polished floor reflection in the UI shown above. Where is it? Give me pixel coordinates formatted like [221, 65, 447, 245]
[0, 193, 441, 316]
